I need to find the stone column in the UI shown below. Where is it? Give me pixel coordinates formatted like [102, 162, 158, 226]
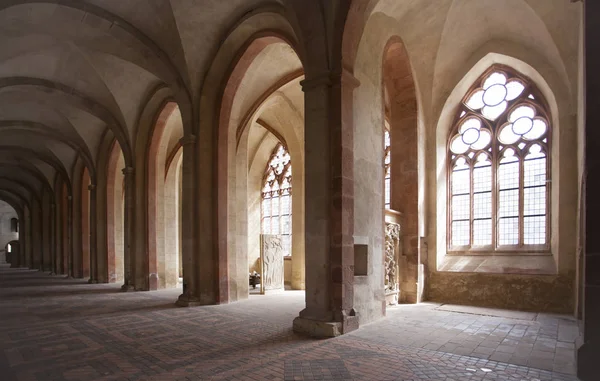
[25, 202, 35, 269]
[49, 202, 56, 273]
[67, 195, 73, 277]
[18, 210, 26, 268]
[54, 196, 62, 274]
[40, 197, 51, 271]
[176, 135, 201, 306]
[30, 199, 42, 270]
[292, 71, 359, 337]
[88, 184, 98, 283]
[121, 167, 136, 291]
[577, 2, 600, 379]
[25, 206, 32, 268]
[11, 213, 22, 268]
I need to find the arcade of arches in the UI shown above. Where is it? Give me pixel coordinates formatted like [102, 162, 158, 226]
[0, 1, 598, 380]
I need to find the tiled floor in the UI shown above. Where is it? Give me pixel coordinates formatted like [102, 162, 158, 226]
[0, 265, 580, 380]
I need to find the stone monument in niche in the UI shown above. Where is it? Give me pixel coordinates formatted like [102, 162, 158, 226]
[260, 234, 284, 293]
[385, 221, 401, 305]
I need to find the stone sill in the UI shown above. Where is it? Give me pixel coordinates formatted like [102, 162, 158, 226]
[437, 253, 557, 275]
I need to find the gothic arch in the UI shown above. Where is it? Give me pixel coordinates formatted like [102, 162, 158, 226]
[196, 8, 305, 304]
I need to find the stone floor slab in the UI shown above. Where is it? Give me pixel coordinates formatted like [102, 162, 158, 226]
[0, 267, 580, 381]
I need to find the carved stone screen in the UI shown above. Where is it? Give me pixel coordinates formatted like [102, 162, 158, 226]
[260, 234, 285, 293]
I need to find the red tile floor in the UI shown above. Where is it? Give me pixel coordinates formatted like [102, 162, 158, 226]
[0, 266, 580, 380]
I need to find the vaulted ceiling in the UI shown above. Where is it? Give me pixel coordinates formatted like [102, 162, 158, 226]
[0, 0, 581, 210]
[0, 0, 290, 202]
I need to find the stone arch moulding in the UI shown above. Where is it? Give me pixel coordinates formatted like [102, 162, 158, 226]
[106, 140, 125, 285]
[146, 101, 182, 291]
[218, 33, 304, 304]
[381, 36, 422, 304]
[341, 0, 427, 325]
[195, 9, 305, 305]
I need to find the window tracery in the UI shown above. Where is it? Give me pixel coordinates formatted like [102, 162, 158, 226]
[384, 122, 391, 209]
[448, 66, 550, 252]
[261, 144, 292, 256]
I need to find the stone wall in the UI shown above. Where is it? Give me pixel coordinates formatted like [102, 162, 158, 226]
[0, 201, 18, 264]
[428, 272, 575, 313]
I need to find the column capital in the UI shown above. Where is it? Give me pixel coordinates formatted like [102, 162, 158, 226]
[122, 167, 135, 175]
[179, 135, 197, 146]
[301, 68, 360, 92]
[88, 184, 96, 191]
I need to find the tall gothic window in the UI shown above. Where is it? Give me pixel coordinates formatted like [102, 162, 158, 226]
[261, 143, 292, 256]
[448, 66, 550, 252]
[384, 124, 391, 209]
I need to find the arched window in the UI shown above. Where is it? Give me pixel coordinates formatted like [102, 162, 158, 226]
[384, 124, 391, 209]
[448, 65, 550, 252]
[261, 144, 292, 256]
[10, 218, 18, 233]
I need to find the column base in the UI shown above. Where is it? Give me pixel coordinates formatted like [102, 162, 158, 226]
[87, 278, 97, 284]
[577, 340, 600, 381]
[175, 294, 203, 307]
[293, 315, 359, 338]
[121, 284, 136, 292]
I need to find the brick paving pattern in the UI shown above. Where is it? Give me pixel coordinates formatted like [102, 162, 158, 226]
[0, 266, 580, 380]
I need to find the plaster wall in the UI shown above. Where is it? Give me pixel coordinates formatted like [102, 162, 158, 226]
[164, 150, 182, 289]
[349, 0, 581, 314]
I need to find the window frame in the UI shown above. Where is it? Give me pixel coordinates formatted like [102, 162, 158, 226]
[384, 120, 391, 210]
[260, 143, 292, 256]
[446, 65, 552, 255]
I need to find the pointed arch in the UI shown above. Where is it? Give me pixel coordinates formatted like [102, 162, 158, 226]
[447, 65, 551, 252]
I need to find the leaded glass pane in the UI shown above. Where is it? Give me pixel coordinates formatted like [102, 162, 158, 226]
[385, 178, 391, 209]
[452, 194, 470, 220]
[473, 163, 491, 192]
[282, 215, 290, 235]
[262, 198, 271, 217]
[281, 195, 290, 215]
[452, 167, 470, 195]
[271, 197, 279, 217]
[271, 216, 280, 234]
[524, 216, 546, 245]
[524, 187, 546, 216]
[262, 217, 271, 234]
[473, 192, 491, 219]
[524, 157, 546, 187]
[498, 160, 519, 190]
[498, 217, 519, 245]
[473, 219, 492, 246]
[498, 189, 519, 217]
[452, 221, 470, 246]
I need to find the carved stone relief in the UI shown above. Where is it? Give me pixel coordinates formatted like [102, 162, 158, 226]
[260, 234, 284, 293]
[385, 222, 401, 304]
